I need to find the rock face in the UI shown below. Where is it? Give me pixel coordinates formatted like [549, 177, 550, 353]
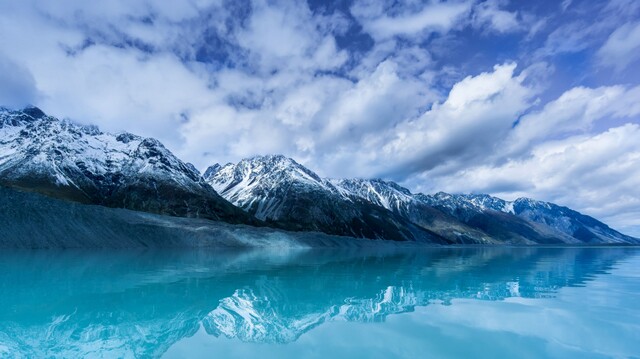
[0, 107, 256, 224]
[206, 156, 638, 245]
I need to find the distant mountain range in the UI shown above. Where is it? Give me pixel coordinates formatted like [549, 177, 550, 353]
[1, 106, 637, 246]
[205, 155, 637, 244]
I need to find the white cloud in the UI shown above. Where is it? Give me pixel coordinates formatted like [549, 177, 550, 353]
[373, 63, 534, 177]
[597, 21, 640, 71]
[506, 85, 640, 156]
[351, 0, 473, 40]
[391, 80, 640, 236]
[536, 22, 599, 57]
[0, 54, 39, 108]
[321, 61, 423, 143]
[0, 0, 350, 152]
[352, 0, 524, 40]
[177, 58, 434, 175]
[236, 2, 314, 66]
[472, 0, 521, 33]
[535, 1, 640, 60]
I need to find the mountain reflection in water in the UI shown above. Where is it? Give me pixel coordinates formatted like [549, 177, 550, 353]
[0, 247, 638, 358]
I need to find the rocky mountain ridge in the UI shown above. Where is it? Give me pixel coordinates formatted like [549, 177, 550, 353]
[0, 106, 255, 224]
[206, 155, 638, 244]
[1, 106, 636, 245]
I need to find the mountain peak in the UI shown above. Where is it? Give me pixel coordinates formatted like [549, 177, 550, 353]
[514, 197, 550, 208]
[203, 163, 223, 180]
[330, 178, 415, 211]
[243, 154, 300, 168]
[1, 106, 49, 127]
[115, 132, 141, 144]
[235, 154, 324, 184]
[249, 154, 289, 161]
[21, 106, 47, 119]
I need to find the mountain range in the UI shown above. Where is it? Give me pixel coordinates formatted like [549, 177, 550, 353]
[0, 106, 255, 225]
[1, 106, 637, 246]
[205, 155, 637, 244]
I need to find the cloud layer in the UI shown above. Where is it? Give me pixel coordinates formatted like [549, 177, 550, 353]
[0, 0, 638, 235]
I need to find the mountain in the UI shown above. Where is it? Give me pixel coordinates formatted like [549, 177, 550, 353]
[0, 107, 255, 224]
[330, 178, 499, 244]
[419, 193, 637, 244]
[204, 155, 447, 242]
[1, 106, 634, 245]
[206, 156, 638, 245]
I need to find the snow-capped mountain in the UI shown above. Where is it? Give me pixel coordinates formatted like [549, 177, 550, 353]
[1, 106, 635, 245]
[206, 155, 638, 244]
[510, 197, 635, 243]
[204, 155, 445, 242]
[205, 155, 338, 220]
[418, 193, 637, 244]
[0, 107, 254, 224]
[330, 178, 415, 212]
[331, 179, 501, 243]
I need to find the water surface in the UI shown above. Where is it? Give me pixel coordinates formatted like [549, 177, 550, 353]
[0, 247, 639, 358]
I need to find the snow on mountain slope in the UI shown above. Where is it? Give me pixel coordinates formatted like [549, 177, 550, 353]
[204, 155, 338, 220]
[204, 155, 445, 242]
[419, 193, 639, 244]
[1, 108, 193, 189]
[206, 155, 637, 244]
[511, 197, 636, 244]
[330, 178, 415, 212]
[0, 107, 254, 224]
[330, 179, 507, 244]
[205, 157, 518, 244]
[3, 105, 633, 245]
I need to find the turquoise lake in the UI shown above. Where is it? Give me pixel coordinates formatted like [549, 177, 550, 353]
[0, 247, 639, 358]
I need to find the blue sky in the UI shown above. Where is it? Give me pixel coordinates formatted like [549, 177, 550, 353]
[0, 0, 639, 235]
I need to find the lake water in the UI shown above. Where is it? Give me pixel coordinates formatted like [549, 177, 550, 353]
[0, 247, 639, 358]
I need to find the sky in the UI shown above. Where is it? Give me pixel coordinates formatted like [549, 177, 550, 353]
[0, 0, 639, 236]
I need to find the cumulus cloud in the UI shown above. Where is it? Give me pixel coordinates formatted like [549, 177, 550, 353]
[375, 62, 533, 178]
[0, 0, 223, 147]
[235, 1, 349, 74]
